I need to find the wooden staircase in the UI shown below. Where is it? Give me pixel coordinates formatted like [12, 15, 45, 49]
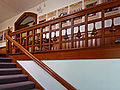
[0, 54, 39, 90]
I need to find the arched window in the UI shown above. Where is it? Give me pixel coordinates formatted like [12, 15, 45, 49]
[15, 12, 37, 31]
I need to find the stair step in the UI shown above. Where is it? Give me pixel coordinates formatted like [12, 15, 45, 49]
[0, 53, 6, 57]
[0, 74, 28, 84]
[0, 81, 35, 90]
[0, 68, 22, 75]
[0, 57, 12, 62]
[0, 63, 16, 68]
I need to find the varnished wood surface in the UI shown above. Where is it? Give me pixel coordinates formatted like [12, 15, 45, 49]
[9, 0, 120, 36]
[6, 35, 76, 90]
[0, 47, 6, 53]
[10, 44, 120, 60]
[5, 0, 119, 55]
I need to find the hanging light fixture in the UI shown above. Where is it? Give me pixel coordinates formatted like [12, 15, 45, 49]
[37, 0, 46, 13]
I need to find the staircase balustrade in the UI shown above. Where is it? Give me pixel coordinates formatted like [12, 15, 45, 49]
[6, 0, 120, 54]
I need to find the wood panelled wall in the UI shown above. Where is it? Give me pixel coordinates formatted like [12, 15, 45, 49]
[10, 44, 120, 60]
[0, 47, 6, 53]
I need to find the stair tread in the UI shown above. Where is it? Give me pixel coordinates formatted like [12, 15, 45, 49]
[0, 62, 16, 64]
[0, 81, 35, 89]
[0, 57, 12, 59]
[0, 63, 16, 68]
[0, 57, 12, 62]
[0, 74, 27, 79]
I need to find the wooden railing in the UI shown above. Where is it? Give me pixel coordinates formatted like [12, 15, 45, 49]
[7, 0, 120, 54]
[6, 34, 76, 89]
[5, 0, 120, 89]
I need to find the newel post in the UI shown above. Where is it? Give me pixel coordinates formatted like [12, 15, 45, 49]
[6, 27, 11, 54]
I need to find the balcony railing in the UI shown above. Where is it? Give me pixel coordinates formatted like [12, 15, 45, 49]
[6, 0, 120, 54]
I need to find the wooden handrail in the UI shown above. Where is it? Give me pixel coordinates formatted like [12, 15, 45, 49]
[6, 34, 76, 90]
[5, 0, 120, 55]
[9, 0, 120, 36]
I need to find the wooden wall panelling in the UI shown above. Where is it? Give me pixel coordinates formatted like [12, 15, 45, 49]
[10, 44, 120, 60]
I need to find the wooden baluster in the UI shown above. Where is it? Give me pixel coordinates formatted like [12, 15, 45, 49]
[78, 26, 81, 48]
[68, 37, 70, 49]
[91, 22, 98, 46]
[59, 22, 62, 49]
[32, 29, 35, 52]
[75, 36, 77, 48]
[53, 31, 57, 50]
[85, 14, 88, 47]
[71, 18, 74, 48]
[19, 33, 22, 54]
[40, 28, 43, 51]
[91, 33, 93, 47]
[49, 25, 52, 50]
[101, 10, 105, 46]
[38, 33, 40, 51]
[55, 32, 58, 50]
[64, 29, 67, 49]
[6, 28, 9, 54]
[111, 18, 116, 44]
[7, 27, 12, 54]
[94, 22, 97, 46]
[26, 31, 28, 51]
[82, 35, 85, 48]
[20, 33, 22, 45]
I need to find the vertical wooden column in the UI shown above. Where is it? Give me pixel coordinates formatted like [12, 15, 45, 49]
[101, 10, 105, 46]
[6, 28, 10, 54]
[49, 25, 52, 50]
[8, 27, 12, 54]
[20, 33, 22, 45]
[71, 18, 74, 48]
[19, 33, 22, 54]
[25, 31, 28, 50]
[40, 27, 43, 51]
[59, 22, 62, 49]
[85, 14, 88, 47]
[32, 29, 35, 52]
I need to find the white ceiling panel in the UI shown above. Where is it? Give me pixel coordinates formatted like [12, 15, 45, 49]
[0, 0, 44, 23]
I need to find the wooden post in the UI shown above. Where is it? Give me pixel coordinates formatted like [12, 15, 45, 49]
[71, 18, 74, 48]
[40, 28, 43, 51]
[25, 31, 28, 51]
[32, 29, 35, 52]
[6, 28, 9, 54]
[59, 22, 62, 49]
[101, 10, 105, 46]
[6, 27, 11, 54]
[49, 25, 52, 50]
[85, 14, 88, 47]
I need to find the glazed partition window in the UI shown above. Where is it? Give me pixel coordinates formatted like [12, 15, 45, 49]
[7, 0, 120, 54]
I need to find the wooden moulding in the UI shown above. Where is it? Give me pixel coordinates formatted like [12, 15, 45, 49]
[10, 44, 120, 60]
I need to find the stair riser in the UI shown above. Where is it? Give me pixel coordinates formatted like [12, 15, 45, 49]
[0, 84, 35, 90]
[0, 59, 11, 62]
[0, 57, 38, 89]
[0, 76, 28, 84]
[0, 70, 22, 75]
[0, 64, 16, 68]
[0, 54, 6, 57]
